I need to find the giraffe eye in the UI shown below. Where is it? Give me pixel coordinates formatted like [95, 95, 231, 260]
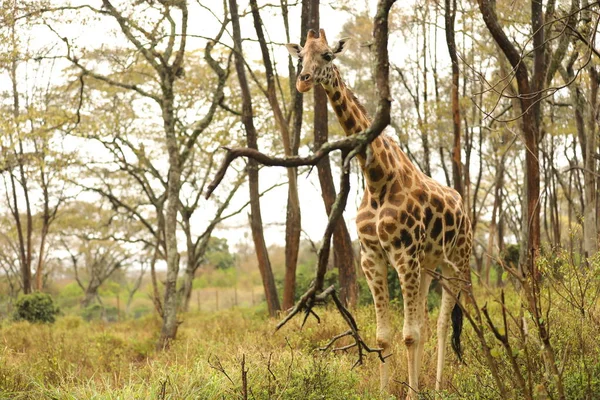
[322, 52, 333, 62]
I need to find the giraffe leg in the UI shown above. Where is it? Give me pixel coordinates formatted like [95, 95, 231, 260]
[435, 260, 465, 391]
[396, 258, 423, 397]
[416, 272, 433, 375]
[359, 246, 391, 392]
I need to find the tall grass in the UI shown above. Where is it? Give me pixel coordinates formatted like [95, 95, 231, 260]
[1, 252, 599, 399]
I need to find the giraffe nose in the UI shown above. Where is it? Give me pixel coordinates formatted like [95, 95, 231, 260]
[300, 73, 312, 81]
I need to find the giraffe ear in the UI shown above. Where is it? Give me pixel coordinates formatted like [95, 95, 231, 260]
[332, 37, 350, 55]
[285, 43, 302, 58]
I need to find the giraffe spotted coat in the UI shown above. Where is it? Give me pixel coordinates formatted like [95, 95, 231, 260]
[287, 29, 472, 397]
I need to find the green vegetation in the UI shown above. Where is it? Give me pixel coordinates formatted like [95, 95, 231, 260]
[12, 293, 60, 324]
[1, 251, 599, 399]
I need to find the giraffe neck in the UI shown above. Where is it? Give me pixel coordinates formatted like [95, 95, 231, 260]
[321, 65, 371, 138]
[320, 65, 417, 188]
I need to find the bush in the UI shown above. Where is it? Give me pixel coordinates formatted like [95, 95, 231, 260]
[13, 292, 60, 323]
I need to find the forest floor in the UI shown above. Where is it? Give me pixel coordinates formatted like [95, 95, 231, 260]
[1, 284, 599, 399]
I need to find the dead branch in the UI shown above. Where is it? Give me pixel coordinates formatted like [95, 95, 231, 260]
[204, 0, 395, 369]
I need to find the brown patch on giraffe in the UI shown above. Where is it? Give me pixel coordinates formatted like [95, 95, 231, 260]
[403, 174, 413, 187]
[368, 165, 384, 182]
[399, 211, 408, 224]
[380, 152, 390, 169]
[431, 217, 443, 238]
[413, 224, 423, 240]
[332, 91, 341, 102]
[444, 210, 455, 227]
[386, 152, 395, 168]
[364, 270, 373, 280]
[424, 207, 433, 227]
[370, 198, 378, 210]
[399, 229, 413, 247]
[447, 197, 456, 209]
[406, 198, 414, 213]
[412, 206, 422, 221]
[340, 99, 348, 111]
[380, 207, 398, 220]
[388, 191, 405, 207]
[382, 221, 396, 235]
[363, 259, 375, 268]
[412, 188, 428, 203]
[345, 116, 356, 130]
[430, 194, 444, 213]
[356, 211, 375, 224]
[359, 222, 376, 236]
[378, 184, 388, 204]
[334, 104, 343, 115]
[443, 228, 456, 245]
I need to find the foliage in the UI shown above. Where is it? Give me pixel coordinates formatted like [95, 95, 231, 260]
[12, 293, 60, 324]
[204, 237, 236, 270]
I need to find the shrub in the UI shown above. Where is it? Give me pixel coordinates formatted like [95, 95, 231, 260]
[12, 292, 60, 323]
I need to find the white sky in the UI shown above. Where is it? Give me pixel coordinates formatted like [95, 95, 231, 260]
[2, 0, 462, 254]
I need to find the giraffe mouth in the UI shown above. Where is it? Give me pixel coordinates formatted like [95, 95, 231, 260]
[296, 77, 313, 93]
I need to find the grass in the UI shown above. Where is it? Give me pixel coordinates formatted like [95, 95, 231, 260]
[0, 306, 396, 399]
[2, 255, 600, 399]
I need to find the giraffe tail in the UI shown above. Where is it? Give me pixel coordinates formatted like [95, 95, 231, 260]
[451, 294, 464, 363]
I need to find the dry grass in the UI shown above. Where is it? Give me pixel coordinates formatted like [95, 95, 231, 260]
[2, 255, 600, 400]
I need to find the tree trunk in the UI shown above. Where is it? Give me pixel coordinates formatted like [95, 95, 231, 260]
[477, 0, 541, 278]
[445, 0, 463, 196]
[180, 261, 195, 312]
[81, 286, 99, 308]
[229, 0, 281, 316]
[158, 88, 182, 349]
[249, 0, 301, 311]
[583, 66, 599, 256]
[308, 0, 357, 308]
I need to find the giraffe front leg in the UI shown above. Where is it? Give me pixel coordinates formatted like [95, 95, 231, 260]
[359, 247, 391, 392]
[397, 258, 423, 398]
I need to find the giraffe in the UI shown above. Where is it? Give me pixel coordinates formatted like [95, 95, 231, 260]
[286, 29, 472, 397]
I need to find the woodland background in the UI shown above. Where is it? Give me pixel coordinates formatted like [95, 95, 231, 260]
[0, 0, 599, 399]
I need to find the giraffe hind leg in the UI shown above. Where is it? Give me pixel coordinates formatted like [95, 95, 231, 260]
[435, 261, 466, 391]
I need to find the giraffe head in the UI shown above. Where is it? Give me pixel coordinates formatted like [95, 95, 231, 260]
[286, 28, 350, 93]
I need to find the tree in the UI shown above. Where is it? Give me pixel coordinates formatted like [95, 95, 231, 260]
[228, 0, 281, 316]
[0, 1, 77, 294]
[307, 0, 358, 308]
[58, 201, 136, 308]
[248, 0, 302, 311]
[50, 0, 230, 348]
